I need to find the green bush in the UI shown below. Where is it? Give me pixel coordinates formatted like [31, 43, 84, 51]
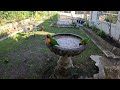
[71, 22, 77, 28]
[83, 20, 89, 27]
[91, 25, 98, 32]
[0, 30, 8, 38]
[97, 30, 107, 39]
[0, 11, 59, 25]
[0, 11, 34, 25]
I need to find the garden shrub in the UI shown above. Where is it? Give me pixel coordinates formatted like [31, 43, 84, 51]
[0, 11, 34, 25]
[97, 30, 107, 39]
[91, 25, 98, 33]
[0, 11, 58, 26]
[71, 22, 77, 28]
[0, 29, 8, 38]
[83, 20, 89, 27]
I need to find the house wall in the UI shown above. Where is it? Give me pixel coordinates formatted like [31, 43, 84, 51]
[91, 11, 120, 42]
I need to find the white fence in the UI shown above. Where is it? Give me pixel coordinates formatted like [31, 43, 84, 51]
[94, 20, 120, 41]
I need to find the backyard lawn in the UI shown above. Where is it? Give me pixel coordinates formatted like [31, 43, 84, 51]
[0, 15, 103, 79]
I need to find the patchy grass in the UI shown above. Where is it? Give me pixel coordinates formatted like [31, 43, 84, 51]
[0, 14, 103, 79]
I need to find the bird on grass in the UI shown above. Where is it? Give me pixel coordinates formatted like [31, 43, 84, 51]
[46, 34, 59, 47]
[79, 38, 90, 45]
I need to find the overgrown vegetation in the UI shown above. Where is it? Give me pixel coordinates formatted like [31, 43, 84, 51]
[97, 30, 107, 39]
[0, 30, 8, 38]
[0, 11, 58, 25]
[0, 11, 33, 25]
[0, 11, 58, 39]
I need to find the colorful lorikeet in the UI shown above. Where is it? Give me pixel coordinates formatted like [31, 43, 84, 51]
[79, 38, 90, 45]
[46, 34, 59, 46]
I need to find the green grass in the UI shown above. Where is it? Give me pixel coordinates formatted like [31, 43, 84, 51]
[0, 14, 103, 79]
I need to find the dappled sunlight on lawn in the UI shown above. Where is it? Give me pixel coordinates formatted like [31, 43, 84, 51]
[8, 31, 55, 42]
[36, 31, 55, 35]
[10, 33, 23, 42]
[10, 32, 28, 42]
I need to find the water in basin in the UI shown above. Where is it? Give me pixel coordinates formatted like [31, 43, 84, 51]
[56, 36, 81, 49]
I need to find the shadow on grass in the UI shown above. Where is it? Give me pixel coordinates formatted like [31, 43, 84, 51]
[0, 14, 100, 79]
[0, 14, 59, 79]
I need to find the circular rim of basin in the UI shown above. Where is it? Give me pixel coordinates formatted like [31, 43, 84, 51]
[46, 33, 86, 56]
